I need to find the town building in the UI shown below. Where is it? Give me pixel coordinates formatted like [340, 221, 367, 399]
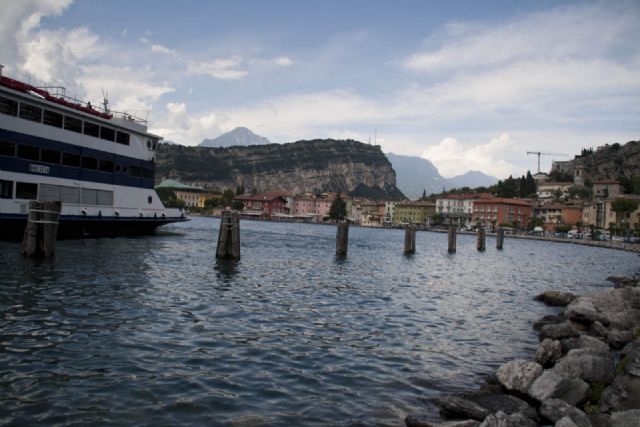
[435, 193, 493, 226]
[156, 179, 206, 208]
[582, 195, 640, 231]
[472, 198, 533, 229]
[533, 203, 582, 231]
[536, 182, 573, 205]
[592, 179, 623, 200]
[393, 201, 436, 225]
[234, 193, 288, 219]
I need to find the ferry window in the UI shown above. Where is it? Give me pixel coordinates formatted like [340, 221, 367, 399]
[100, 126, 115, 142]
[83, 121, 100, 137]
[62, 152, 81, 167]
[0, 179, 13, 199]
[116, 131, 130, 145]
[142, 168, 154, 180]
[39, 184, 61, 201]
[81, 156, 98, 170]
[64, 116, 83, 133]
[0, 139, 15, 157]
[17, 144, 40, 161]
[19, 103, 42, 123]
[60, 186, 80, 204]
[41, 149, 61, 164]
[16, 182, 38, 200]
[81, 188, 98, 205]
[0, 96, 18, 116]
[128, 165, 142, 177]
[97, 190, 113, 206]
[99, 159, 114, 173]
[43, 110, 63, 128]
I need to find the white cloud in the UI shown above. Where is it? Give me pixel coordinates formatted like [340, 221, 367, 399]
[421, 134, 521, 178]
[273, 56, 294, 66]
[151, 102, 225, 145]
[150, 44, 176, 56]
[187, 57, 248, 79]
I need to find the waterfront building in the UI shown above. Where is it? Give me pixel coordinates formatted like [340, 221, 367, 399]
[156, 179, 206, 208]
[472, 198, 533, 229]
[393, 201, 436, 226]
[234, 193, 288, 219]
[582, 195, 640, 231]
[435, 193, 493, 226]
[359, 201, 385, 227]
[384, 201, 398, 225]
[292, 194, 316, 219]
[533, 202, 582, 231]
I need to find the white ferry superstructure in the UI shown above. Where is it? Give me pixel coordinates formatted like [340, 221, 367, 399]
[0, 70, 188, 240]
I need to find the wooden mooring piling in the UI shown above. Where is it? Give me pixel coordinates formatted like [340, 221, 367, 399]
[447, 225, 457, 253]
[216, 210, 240, 260]
[21, 201, 61, 258]
[496, 227, 504, 250]
[477, 228, 486, 251]
[404, 225, 416, 255]
[336, 222, 349, 256]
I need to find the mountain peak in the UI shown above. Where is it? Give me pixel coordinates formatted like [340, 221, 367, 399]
[200, 127, 270, 148]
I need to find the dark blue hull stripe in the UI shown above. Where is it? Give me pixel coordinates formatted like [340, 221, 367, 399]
[0, 127, 155, 189]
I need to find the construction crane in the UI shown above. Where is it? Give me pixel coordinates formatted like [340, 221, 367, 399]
[526, 151, 568, 173]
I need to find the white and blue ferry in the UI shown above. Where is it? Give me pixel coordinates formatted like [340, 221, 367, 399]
[0, 67, 187, 240]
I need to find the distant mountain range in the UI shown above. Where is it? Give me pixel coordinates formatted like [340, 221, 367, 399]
[200, 127, 270, 148]
[385, 153, 498, 198]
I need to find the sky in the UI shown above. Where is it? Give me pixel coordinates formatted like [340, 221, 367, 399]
[1, 0, 639, 179]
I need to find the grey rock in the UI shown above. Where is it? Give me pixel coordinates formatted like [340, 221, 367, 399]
[534, 314, 566, 332]
[609, 409, 640, 427]
[496, 360, 543, 394]
[405, 415, 481, 427]
[470, 394, 537, 420]
[599, 374, 640, 412]
[561, 335, 610, 354]
[536, 339, 563, 366]
[535, 291, 578, 307]
[607, 330, 634, 349]
[564, 287, 640, 329]
[435, 396, 490, 421]
[479, 411, 537, 427]
[590, 321, 608, 338]
[540, 321, 580, 341]
[529, 370, 590, 405]
[539, 399, 591, 427]
[552, 349, 615, 383]
[555, 416, 579, 427]
[621, 337, 640, 358]
[587, 413, 611, 427]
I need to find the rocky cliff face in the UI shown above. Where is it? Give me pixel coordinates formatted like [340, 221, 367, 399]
[155, 139, 404, 199]
[551, 140, 640, 182]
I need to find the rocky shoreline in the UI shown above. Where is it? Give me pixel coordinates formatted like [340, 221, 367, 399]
[406, 274, 640, 427]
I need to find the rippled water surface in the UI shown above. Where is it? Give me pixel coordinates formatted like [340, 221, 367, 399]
[1, 217, 638, 426]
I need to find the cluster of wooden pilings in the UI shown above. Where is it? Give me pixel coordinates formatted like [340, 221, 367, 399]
[216, 211, 507, 259]
[21, 201, 61, 258]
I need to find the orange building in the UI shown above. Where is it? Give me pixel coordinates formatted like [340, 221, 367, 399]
[472, 198, 533, 229]
[534, 203, 583, 231]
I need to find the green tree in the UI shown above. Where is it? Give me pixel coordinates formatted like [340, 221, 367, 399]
[568, 185, 592, 200]
[221, 189, 235, 207]
[611, 198, 639, 227]
[236, 183, 245, 195]
[527, 216, 544, 231]
[231, 200, 244, 211]
[329, 193, 347, 221]
[156, 187, 185, 209]
[525, 171, 536, 196]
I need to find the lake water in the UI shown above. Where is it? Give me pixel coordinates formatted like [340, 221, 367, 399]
[1, 217, 638, 426]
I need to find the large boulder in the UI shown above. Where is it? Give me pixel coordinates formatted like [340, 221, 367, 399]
[535, 339, 563, 366]
[540, 321, 580, 341]
[496, 360, 543, 394]
[552, 349, 615, 384]
[610, 409, 640, 427]
[561, 335, 610, 354]
[533, 314, 566, 332]
[469, 394, 537, 420]
[535, 291, 577, 307]
[478, 411, 537, 427]
[528, 370, 590, 405]
[405, 415, 480, 427]
[606, 330, 634, 349]
[539, 399, 590, 427]
[564, 287, 640, 329]
[599, 345, 640, 412]
[435, 396, 490, 421]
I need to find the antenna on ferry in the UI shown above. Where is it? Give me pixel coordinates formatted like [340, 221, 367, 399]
[0, 64, 4, 76]
[101, 88, 110, 113]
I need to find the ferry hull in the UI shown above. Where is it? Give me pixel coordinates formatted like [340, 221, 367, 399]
[0, 214, 188, 241]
